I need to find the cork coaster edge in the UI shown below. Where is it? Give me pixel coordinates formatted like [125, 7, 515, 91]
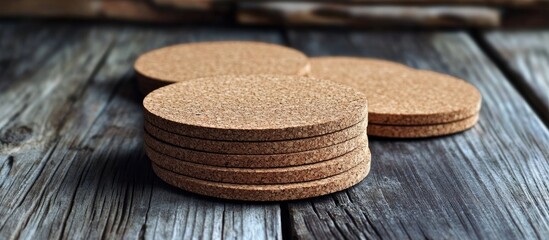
[144, 131, 368, 168]
[151, 158, 371, 201]
[368, 100, 481, 125]
[146, 144, 369, 184]
[368, 113, 479, 138]
[144, 118, 367, 154]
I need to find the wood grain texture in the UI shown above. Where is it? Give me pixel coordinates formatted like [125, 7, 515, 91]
[238, 3, 501, 27]
[482, 30, 549, 124]
[3, 21, 549, 240]
[0, 22, 282, 240]
[0, 22, 74, 94]
[286, 30, 549, 239]
[0, 0, 226, 22]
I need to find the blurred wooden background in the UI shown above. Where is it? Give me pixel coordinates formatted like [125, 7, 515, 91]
[2, 0, 549, 27]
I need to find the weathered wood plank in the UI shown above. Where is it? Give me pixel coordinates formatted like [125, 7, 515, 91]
[0, 26, 114, 230]
[0, 22, 75, 93]
[238, 3, 501, 28]
[482, 30, 549, 125]
[0, 0, 227, 23]
[0, 23, 283, 239]
[286, 30, 549, 239]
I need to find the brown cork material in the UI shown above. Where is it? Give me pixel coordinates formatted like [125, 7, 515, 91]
[137, 63, 310, 95]
[145, 145, 369, 184]
[134, 41, 310, 92]
[143, 75, 368, 141]
[368, 113, 479, 138]
[144, 131, 368, 168]
[151, 156, 371, 201]
[144, 119, 366, 154]
[309, 57, 482, 125]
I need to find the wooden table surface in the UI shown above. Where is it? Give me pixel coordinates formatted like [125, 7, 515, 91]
[1, 21, 548, 240]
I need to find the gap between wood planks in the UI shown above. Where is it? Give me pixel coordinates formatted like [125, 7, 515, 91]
[470, 30, 549, 129]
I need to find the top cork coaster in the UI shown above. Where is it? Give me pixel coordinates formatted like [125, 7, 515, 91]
[143, 74, 368, 141]
[309, 57, 482, 125]
[134, 41, 310, 89]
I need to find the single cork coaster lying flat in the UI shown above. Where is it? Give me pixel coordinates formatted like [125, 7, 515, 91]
[144, 131, 368, 168]
[145, 145, 369, 184]
[152, 157, 371, 201]
[309, 57, 481, 125]
[144, 119, 366, 154]
[134, 41, 310, 93]
[144, 75, 368, 141]
[368, 113, 479, 138]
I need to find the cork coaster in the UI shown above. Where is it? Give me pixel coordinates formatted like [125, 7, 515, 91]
[143, 75, 368, 141]
[368, 113, 479, 138]
[137, 65, 313, 95]
[145, 144, 369, 184]
[144, 119, 366, 154]
[144, 131, 368, 168]
[309, 57, 481, 125]
[151, 157, 371, 201]
[134, 41, 310, 93]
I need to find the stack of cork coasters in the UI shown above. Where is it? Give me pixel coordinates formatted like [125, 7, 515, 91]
[142, 75, 371, 201]
[309, 57, 482, 138]
[134, 41, 310, 94]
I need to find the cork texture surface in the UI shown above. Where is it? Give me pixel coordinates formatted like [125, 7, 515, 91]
[309, 57, 481, 125]
[143, 74, 368, 141]
[134, 41, 309, 86]
[144, 119, 366, 154]
[151, 157, 371, 201]
[144, 131, 368, 168]
[137, 62, 308, 95]
[145, 145, 369, 184]
[368, 113, 479, 138]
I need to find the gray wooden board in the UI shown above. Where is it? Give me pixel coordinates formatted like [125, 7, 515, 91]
[286, 30, 549, 239]
[482, 30, 549, 125]
[0, 22, 75, 94]
[0, 22, 282, 240]
[2, 21, 549, 240]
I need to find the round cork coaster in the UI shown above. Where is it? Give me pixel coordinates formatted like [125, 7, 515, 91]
[309, 57, 481, 125]
[134, 41, 310, 92]
[144, 131, 368, 168]
[144, 119, 366, 154]
[145, 145, 369, 184]
[143, 75, 368, 141]
[368, 113, 479, 138]
[151, 157, 371, 201]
